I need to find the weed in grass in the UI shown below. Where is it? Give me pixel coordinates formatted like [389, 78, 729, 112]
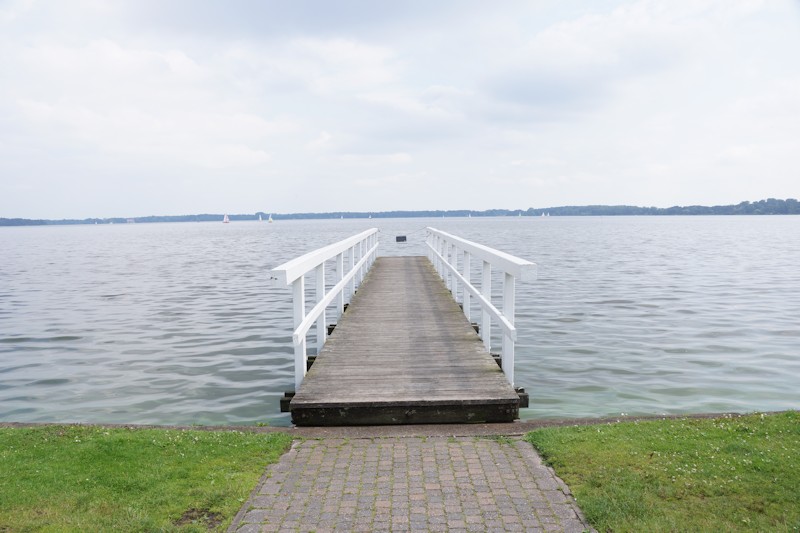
[174, 508, 223, 529]
[527, 411, 800, 532]
[481, 435, 515, 444]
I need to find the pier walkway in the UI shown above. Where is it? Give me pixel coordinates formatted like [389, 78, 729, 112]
[291, 256, 520, 425]
[271, 228, 536, 427]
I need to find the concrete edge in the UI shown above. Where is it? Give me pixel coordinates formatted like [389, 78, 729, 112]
[1, 410, 794, 438]
[514, 440, 596, 532]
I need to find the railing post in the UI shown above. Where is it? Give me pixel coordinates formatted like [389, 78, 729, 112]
[481, 260, 491, 351]
[433, 234, 439, 274]
[441, 237, 447, 279]
[462, 250, 471, 321]
[336, 252, 344, 314]
[446, 242, 453, 292]
[349, 246, 356, 298]
[358, 240, 364, 286]
[315, 263, 326, 352]
[502, 272, 515, 386]
[450, 243, 457, 297]
[438, 237, 444, 284]
[451, 244, 457, 293]
[434, 235, 441, 275]
[439, 237, 446, 280]
[292, 276, 306, 390]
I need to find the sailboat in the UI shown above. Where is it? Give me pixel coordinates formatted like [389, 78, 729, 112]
[223, 214, 230, 223]
[258, 214, 262, 222]
[268, 214, 273, 223]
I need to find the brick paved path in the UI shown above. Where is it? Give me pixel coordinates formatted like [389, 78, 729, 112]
[229, 436, 593, 532]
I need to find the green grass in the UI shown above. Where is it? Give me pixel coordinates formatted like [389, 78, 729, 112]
[0, 426, 293, 532]
[526, 411, 800, 532]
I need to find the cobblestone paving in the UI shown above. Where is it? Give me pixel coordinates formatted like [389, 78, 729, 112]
[229, 436, 593, 532]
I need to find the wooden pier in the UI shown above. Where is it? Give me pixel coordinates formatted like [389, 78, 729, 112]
[289, 256, 520, 426]
[271, 228, 536, 427]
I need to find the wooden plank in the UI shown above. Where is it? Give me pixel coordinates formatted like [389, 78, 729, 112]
[290, 256, 520, 426]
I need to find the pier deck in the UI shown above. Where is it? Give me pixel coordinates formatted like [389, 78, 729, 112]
[289, 256, 520, 426]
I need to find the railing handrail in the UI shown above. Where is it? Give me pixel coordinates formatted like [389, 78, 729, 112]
[291, 242, 376, 345]
[428, 243, 517, 340]
[425, 227, 536, 387]
[426, 227, 537, 281]
[270, 229, 380, 390]
[270, 228, 379, 287]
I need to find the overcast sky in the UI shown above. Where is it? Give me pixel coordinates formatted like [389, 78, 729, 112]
[1, 0, 798, 219]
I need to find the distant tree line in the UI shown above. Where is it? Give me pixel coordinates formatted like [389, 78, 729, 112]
[1, 198, 797, 227]
[533, 198, 799, 217]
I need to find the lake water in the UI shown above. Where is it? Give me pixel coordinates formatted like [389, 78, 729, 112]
[1, 216, 798, 426]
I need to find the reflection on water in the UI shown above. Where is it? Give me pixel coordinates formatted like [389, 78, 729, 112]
[1, 216, 799, 426]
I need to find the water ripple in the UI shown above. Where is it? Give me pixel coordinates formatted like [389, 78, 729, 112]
[1, 217, 799, 425]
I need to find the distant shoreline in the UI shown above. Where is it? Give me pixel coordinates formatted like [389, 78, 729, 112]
[2, 198, 798, 226]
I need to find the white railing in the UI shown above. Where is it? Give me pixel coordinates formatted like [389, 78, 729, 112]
[270, 229, 379, 389]
[425, 227, 537, 387]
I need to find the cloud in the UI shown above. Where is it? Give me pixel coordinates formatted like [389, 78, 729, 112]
[480, 1, 706, 120]
[3, 37, 302, 177]
[354, 171, 425, 189]
[196, 144, 272, 169]
[224, 37, 399, 96]
[338, 152, 412, 165]
[0, 0, 34, 24]
[119, 0, 487, 42]
[305, 131, 333, 151]
[1, 0, 799, 217]
[290, 38, 397, 93]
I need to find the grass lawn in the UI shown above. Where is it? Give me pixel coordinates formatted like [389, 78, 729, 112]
[527, 411, 800, 532]
[0, 426, 293, 532]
